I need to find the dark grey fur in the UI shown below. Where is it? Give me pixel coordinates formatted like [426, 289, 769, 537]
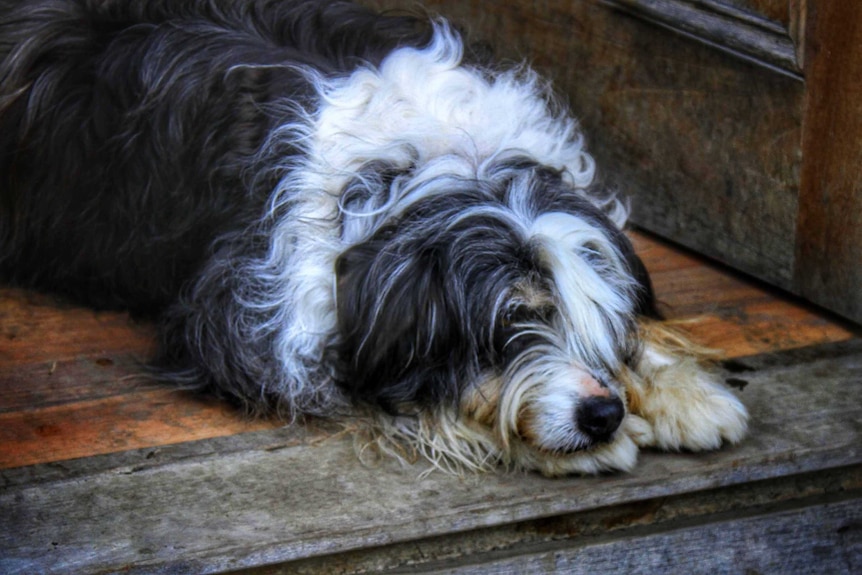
[0, 0, 654, 428]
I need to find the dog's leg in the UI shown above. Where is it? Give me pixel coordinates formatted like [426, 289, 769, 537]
[624, 320, 748, 452]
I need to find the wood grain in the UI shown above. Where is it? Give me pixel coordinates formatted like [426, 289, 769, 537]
[631, 233, 856, 355]
[0, 389, 279, 469]
[397, 500, 862, 574]
[252, 465, 862, 574]
[796, 2, 862, 323]
[1, 3, 860, 572]
[0, 288, 155, 368]
[603, 0, 801, 75]
[722, 0, 792, 27]
[1, 340, 860, 574]
[0, 232, 854, 471]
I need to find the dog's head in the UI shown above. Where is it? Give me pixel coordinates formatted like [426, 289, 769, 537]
[334, 157, 654, 459]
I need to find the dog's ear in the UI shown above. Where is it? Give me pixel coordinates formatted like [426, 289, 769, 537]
[625, 250, 660, 319]
[334, 237, 466, 411]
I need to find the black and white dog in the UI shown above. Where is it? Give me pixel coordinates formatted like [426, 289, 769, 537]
[0, 0, 747, 475]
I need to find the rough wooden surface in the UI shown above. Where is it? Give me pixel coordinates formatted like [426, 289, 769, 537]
[396, 499, 862, 574]
[1, 231, 861, 574]
[723, 0, 793, 27]
[0, 294, 277, 469]
[796, 1, 862, 323]
[603, 0, 801, 75]
[1, 339, 861, 574]
[268, 465, 861, 574]
[1, 232, 853, 470]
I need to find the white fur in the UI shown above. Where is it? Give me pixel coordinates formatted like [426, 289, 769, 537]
[631, 345, 749, 451]
[243, 23, 745, 473]
[257, 23, 625, 412]
[497, 344, 613, 453]
[530, 211, 636, 368]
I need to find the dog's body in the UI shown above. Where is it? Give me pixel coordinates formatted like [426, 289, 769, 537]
[0, 0, 747, 475]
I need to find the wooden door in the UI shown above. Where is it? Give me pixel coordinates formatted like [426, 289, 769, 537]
[796, 2, 862, 325]
[368, 0, 862, 324]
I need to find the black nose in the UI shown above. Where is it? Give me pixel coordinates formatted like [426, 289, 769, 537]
[576, 396, 625, 442]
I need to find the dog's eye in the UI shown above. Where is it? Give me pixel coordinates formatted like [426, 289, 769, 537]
[500, 307, 518, 328]
[579, 242, 605, 266]
[494, 305, 553, 365]
[493, 323, 531, 363]
[499, 330, 533, 364]
[501, 304, 553, 327]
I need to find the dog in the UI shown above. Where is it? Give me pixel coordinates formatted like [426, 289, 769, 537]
[0, 0, 747, 476]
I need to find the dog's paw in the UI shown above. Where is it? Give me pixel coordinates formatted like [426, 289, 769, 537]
[633, 356, 748, 452]
[625, 413, 656, 448]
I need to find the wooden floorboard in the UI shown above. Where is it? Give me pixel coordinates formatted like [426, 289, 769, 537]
[0, 288, 156, 368]
[631, 232, 856, 355]
[1, 339, 860, 574]
[0, 231, 860, 574]
[0, 231, 856, 469]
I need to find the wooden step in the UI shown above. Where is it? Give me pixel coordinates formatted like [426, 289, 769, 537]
[0, 232, 860, 573]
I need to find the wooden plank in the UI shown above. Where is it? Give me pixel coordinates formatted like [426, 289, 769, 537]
[0, 289, 280, 469]
[632, 232, 857, 355]
[0, 354, 149, 413]
[0, 288, 155, 368]
[395, 498, 862, 574]
[602, 0, 801, 76]
[795, 1, 862, 324]
[1, 339, 860, 574]
[669, 300, 856, 357]
[0, 389, 279, 469]
[245, 465, 862, 574]
[1, 232, 854, 470]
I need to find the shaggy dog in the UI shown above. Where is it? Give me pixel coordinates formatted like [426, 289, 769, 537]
[0, 0, 747, 475]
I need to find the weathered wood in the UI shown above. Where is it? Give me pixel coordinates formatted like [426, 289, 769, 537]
[0, 354, 149, 413]
[0, 233, 854, 471]
[393, 498, 862, 574]
[632, 233, 857, 354]
[795, 2, 862, 323]
[245, 465, 862, 574]
[0, 287, 280, 469]
[0, 388, 279, 469]
[0, 288, 155, 368]
[1, 339, 860, 574]
[602, 0, 801, 76]
[717, 0, 793, 27]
